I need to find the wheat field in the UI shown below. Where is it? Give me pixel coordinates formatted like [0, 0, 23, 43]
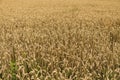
[0, 0, 120, 80]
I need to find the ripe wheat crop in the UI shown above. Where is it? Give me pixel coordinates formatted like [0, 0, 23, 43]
[0, 0, 120, 80]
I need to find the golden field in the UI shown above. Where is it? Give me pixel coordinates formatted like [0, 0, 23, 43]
[0, 0, 120, 80]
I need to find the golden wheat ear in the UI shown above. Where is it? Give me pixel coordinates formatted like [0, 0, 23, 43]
[116, 31, 120, 43]
[109, 30, 120, 52]
[112, 30, 120, 43]
[109, 32, 114, 52]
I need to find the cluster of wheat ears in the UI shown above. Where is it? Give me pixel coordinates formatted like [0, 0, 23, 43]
[0, 0, 120, 80]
